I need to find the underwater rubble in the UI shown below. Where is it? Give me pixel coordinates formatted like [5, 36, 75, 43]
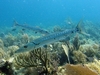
[0, 20, 100, 75]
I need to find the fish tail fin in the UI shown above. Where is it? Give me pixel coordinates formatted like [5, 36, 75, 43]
[13, 20, 18, 27]
[76, 20, 90, 36]
[75, 20, 82, 33]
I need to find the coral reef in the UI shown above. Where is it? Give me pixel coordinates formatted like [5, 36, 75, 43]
[7, 45, 19, 56]
[3, 33, 16, 47]
[62, 44, 70, 63]
[14, 48, 48, 68]
[57, 64, 98, 75]
[0, 48, 6, 59]
[63, 35, 87, 64]
[79, 43, 100, 60]
[13, 48, 59, 75]
[0, 19, 100, 75]
[72, 50, 87, 64]
[63, 34, 100, 64]
[20, 33, 29, 44]
[72, 35, 80, 50]
[0, 39, 4, 49]
[86, 59, 100, 74]
[0, 59, 15, 75]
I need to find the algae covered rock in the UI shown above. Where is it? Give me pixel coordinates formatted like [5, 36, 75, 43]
[57, 64, 98, 75]
[63, 64, 98, 75]
[72, 51, 87, 64]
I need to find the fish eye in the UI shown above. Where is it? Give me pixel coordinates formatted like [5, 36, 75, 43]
[77, 29, 79, 31]
[71, 31, 74, 33]
[24, 45, 28, 48]
[46, 31, 48, 33]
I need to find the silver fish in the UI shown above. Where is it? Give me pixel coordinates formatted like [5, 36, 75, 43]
[15, 21, 82, 53]
[13, 21, 49, 35]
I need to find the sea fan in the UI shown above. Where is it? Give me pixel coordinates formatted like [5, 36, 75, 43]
[14, 48, 46, 66]
[14, 48, 53, 74]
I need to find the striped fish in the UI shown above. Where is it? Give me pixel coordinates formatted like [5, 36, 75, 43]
[13, 21, 49, 35]
[15, 20, 82, 53]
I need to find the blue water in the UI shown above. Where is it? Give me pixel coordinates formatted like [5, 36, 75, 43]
[0, 0, 100, 27]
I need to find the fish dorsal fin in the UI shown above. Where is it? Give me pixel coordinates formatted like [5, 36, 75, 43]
[76, 20, 90, 36]
[76, 19, 83, 33]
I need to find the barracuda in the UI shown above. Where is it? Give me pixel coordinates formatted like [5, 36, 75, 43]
[15, 21, 82, 53]
[13, 21, 49, 35]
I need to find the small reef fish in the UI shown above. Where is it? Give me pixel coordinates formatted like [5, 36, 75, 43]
[13, 21, 49, 35]
[15, 21, 82, 53]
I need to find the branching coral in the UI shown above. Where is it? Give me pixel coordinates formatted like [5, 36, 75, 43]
[20, 33, 29, 44]
[14, 48, 47, 67]
[79, 43, 100, 60]
[0, 48, 7, 59]
[7, 45, 19, 56]
[1, 20, 100, 75]
[72, 35, 80, 50]
[14, 48, 58, 75]
[63, 37, 87, 64]
[3, 33, 16, 47]
[63, 35, 100, 64]
[72, 51, 87, 64]
[52, 42, 69, 65]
